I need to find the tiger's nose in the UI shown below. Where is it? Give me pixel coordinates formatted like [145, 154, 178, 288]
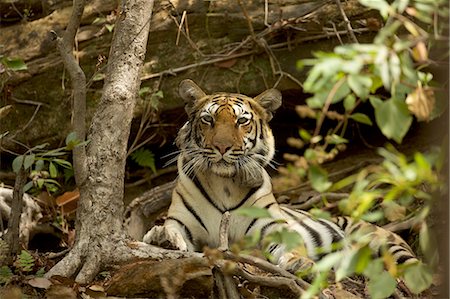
[213, 140, 232, 155]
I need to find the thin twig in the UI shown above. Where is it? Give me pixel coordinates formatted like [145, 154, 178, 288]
[223, 251, 311, 290]
[334, 0, 359, 43]
[237, 0, 257, 41]
[383, 217, 419, 232]
[124, 165, 177, 188]
[138, 28, 370, 82]
[175, 11, 186, 46]
[289, 192, 349, 210]
[313, 78, 346, 137]
[230, 263, 304, 296]
[141, 50, 257, 81]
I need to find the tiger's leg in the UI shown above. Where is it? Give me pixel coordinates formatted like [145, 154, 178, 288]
[244, 207, 331, 275]
[333, 216, 419, 265]
[143, 218, 194, 251]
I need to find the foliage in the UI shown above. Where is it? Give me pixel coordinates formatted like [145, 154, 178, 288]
[129, 148, 157, 173]
[286, 0, 448, 192]
[275, 0, 447, 297]
[0, 266, 13, 285]
[10, 132, 82, 194]
[14, 250, 35, 273]
[0, 56, 28, 72]
[0, 250, 46, 286]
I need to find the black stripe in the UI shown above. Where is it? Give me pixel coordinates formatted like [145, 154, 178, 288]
[349, 222, 363, 234]
[396, 255, 416, 264]
[177, 191, 209, 233]
[282, 209, 324, 249]
[298, 221, 323, 248]
[282, 208, 301, 221]
[244, 218, 258, 235]
[268, 244, 280, 253]
[259, 119, 264, 139]
[318, 219, 344, 245]
[193, 175, 224, 213]
[243, 201, 275, 235]
[391, 247, 406, 255]
[252, 191, 273, 206]
[166, 216, 194, 244]
[261, 220, 279, 238]
[228, 186, 260, 211]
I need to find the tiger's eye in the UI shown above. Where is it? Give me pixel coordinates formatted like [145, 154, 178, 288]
[201, 115, 214, 124]
[237, 117, 249, 125]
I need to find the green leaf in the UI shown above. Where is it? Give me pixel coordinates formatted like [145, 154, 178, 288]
[308, 165, 332, 192]
[2, 57, 28, 71]
[266, 228, 303, 251]
[12, 155, 24, 173]
[326, 134, 348, 145]
[403, 263, 433, 294]
[234, 207, 272, 219]
[419, 222, 437, 263]
[16, 250, 35, 272]
[299, 129, 312, 142]
[37, 179, 45, 189]
[314, 252, 342, 271]
[36, 267, 46, 277]
[23, 154, 35, 170]
[359, 0, 391, 18]
[348, 75, 372, 99]
[0, 266, 13, 284]
[35, 159, 45, 171]
[130, 149, 156, 173]
[52, 159, 72, 169]
[105, 24, 114, 32]
[373, 97, 413, 143]
[65, 132, 78, 146]
[23, 181, 34, 192]
[349, 113, 373, 126]
[343, 94, 356, 111]
[367, 271, 396, 299]
[49, 162, 58, 178]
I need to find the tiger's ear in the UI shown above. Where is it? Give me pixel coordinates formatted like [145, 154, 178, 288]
[254, 89, 282, 121]
[179, 80, 207, 113]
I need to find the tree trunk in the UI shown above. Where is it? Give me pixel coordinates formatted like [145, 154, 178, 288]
[45, 0, 198, 283]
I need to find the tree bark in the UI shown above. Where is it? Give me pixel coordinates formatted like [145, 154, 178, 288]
[45, 0, 199, 283]
[4, 167, 27, 262]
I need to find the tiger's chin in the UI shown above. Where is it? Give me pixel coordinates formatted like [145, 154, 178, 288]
[210, 162, 237, 178]
[209, 161, 263, 188]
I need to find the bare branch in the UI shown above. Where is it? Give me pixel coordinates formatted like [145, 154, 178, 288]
[52, 0, 87, 185]
[4, 167, 27, 262]
[218, 211, 231, 251]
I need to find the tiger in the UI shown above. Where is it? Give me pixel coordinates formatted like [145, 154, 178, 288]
[143, 79, 418, 274]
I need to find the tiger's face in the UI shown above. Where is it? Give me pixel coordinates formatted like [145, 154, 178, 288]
[176, 80, 282, 187]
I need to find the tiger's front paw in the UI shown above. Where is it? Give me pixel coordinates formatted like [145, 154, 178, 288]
[143, 225, 188, 251]
[279, 252, 315, 277]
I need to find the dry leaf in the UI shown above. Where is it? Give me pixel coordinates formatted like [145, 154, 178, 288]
[214, 58, 237, 68]
[406, 85, 435, 121]
[412, 41, 428, 62]
[55, 189, 80, 215]
[383, 201, 406, 222]
[28, 277, 52, 289]
[46, 285, 77, 299]
[0, 105, 13, 119]
[295, 105, 316, 118]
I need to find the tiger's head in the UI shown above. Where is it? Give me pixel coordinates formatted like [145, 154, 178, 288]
[175, 80, 282, 187]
